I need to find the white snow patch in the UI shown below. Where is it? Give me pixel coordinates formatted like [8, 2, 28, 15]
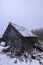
[31, 60, 40, 65]
[1, 42, 5, 46]
[4, 46, 10, 49]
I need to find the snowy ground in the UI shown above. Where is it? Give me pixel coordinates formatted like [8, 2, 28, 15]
[0, 53, 40, 65]
[0, 46, 41, 65]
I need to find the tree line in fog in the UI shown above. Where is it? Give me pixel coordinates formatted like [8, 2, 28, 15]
[31, 28, 43, 41]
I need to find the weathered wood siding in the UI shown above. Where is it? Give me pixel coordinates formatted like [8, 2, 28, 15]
[3, 25, 23, 48]
[22, 37, 37, 51]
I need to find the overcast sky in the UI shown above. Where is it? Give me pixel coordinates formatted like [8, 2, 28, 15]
[0, 0, 43, 36]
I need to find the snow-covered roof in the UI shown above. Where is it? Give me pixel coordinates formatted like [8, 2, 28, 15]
[10, 22, 37, 37]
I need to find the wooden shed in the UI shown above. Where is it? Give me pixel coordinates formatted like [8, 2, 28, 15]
[0, 22, 37, 51]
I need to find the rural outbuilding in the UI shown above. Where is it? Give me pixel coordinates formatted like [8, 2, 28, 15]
[0, 22, 37, 51]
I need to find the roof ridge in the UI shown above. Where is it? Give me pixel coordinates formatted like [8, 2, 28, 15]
[9, 22, 27, 30]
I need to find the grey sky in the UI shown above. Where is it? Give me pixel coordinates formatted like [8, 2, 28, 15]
[0, 0, 43, 35]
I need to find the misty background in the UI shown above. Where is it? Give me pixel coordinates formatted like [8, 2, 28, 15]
[0, 0, 43, 36]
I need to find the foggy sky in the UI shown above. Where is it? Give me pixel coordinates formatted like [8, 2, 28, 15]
[0, 0, 43, 36]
